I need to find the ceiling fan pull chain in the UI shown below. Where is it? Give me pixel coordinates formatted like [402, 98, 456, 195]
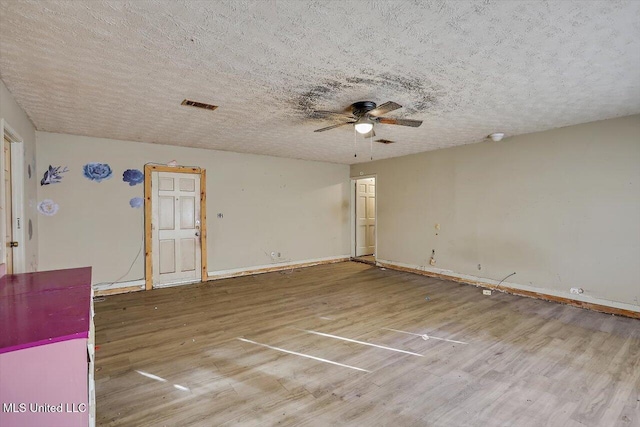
[370, 132, 373, 161]
[354, 126, 357, 158]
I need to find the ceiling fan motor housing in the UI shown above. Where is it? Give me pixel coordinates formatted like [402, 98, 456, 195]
[351, 101, 377, 117]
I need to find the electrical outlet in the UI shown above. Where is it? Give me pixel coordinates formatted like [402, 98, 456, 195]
[483, 289, 492, 296]
[570, 287, 583, 295]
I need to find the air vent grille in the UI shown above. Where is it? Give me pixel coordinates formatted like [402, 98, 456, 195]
[181, 99, 218, 111]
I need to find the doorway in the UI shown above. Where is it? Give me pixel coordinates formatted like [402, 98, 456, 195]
[1, 120, 25, 275]
[3, 135, 13, 274]
[354, 176, 376, 265]
[144, 165, 208, 290]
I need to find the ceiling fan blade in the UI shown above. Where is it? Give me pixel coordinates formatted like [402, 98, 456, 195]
[362, 129, 376, 138]
[377, 117, 423, 127]
[368, 101, 402, 117]
[312, 110, 355, 119]
[314, 122, 355, 132]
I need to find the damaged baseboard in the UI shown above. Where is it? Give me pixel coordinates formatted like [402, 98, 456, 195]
[93, 279, 145, 296]
[92, 256, 350, 295]
[208, 255, 350, 281]
[376, 259, 640, 320]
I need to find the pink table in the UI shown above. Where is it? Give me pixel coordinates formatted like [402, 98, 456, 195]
[0, 267, 93, 427]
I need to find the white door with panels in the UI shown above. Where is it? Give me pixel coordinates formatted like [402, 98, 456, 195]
[152, 172, 201, 287]
[356, 177, 376, 257]
[3, 135, 13, 273]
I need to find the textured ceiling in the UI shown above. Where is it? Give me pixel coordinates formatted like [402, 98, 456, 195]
[1, 0, 639, 164]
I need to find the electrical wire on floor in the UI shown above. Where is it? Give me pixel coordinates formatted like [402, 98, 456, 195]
[93, 215, 145, 299]
[496, 272, 517, 292]
[262, 250, 295, 275]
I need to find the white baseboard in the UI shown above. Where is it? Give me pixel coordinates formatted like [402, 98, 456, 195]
[208, 255, 350, 280]
[377, 259, 640, 315]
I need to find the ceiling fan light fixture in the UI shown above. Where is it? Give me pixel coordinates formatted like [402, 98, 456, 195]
[354, 122, 374, 134]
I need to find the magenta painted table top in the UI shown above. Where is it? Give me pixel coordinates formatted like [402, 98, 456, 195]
[0, 267, 92, 354]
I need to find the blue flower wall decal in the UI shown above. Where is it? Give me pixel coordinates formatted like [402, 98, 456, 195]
[129, 197, 144, 208]
[123, 169, 144, 186]
[40, 165, 69, 185]
[83, 163, 113, 182]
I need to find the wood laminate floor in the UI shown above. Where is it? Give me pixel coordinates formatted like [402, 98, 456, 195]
[95, 261, 640, 427]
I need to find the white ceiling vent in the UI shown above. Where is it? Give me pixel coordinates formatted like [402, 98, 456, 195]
[181, 99, 218, 111]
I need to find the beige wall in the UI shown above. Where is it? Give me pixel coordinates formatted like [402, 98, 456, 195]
[36, 132, 350, 285]
[0, 79, 38, 273]
[351, 115, 640, 309]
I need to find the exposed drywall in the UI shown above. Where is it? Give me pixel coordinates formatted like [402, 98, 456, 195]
[0, 79, 38, 273]
[351, 115, 640, 309]
[36, 132, 350, 285]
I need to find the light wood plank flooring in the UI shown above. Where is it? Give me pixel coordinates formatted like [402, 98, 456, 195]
[95, 261, 640, 426]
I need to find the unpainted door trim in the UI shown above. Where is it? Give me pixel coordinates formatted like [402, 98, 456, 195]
[144, 164, 208, 290]
[0, 119, 26, 274]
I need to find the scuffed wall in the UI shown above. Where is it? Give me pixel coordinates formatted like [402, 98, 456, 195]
[36, 132, 350, 285]
[0, 79, 38, 273]
[351, 115, 640, 309]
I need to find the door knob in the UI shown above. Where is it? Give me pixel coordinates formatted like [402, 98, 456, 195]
[9, 241, 18, 248]
[195, 232, 200, 237]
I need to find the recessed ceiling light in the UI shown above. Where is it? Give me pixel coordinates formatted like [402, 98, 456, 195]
[489, 132, 505, 142]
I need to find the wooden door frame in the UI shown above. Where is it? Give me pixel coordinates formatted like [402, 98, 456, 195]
[350, 174, 377, 259]
[144, 164, 208, 290]
[0, 119, 26, 274]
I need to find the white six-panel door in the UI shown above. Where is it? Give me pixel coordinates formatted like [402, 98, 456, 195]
[151, 172, 201, 287]
[356, 177, 375, 257]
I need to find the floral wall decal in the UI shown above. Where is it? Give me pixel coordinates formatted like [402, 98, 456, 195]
[129, 197, 144, 208]
[123, 169, 144, 186]
[83, 162, 112, 182]
[37, 199, 59, 216]
[40, 165, 69, 185]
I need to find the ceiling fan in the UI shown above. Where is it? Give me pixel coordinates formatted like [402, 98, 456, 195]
[313, 101, 422, 137]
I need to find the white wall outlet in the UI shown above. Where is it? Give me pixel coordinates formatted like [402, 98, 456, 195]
[483, 289, 492, 296]
[570, 287, 584, 295]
